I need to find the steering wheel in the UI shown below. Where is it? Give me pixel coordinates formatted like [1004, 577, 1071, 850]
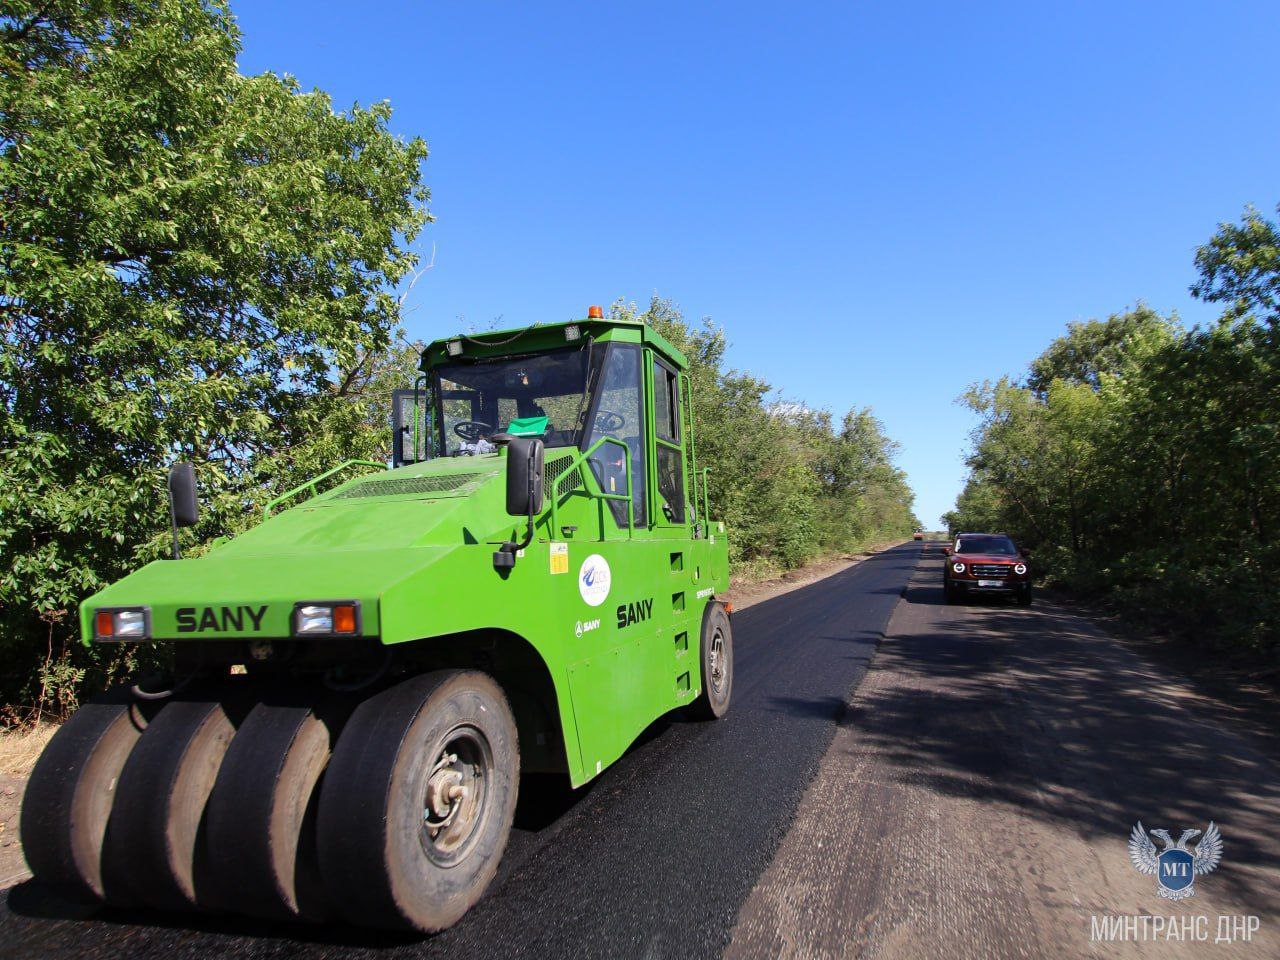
[453, 420, 494, 443]
[594, 409, 625, 433]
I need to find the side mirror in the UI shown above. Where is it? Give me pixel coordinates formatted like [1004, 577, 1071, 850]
[943, 545, 952, 556]
[168, 462, 199, 527]
[505, 437, 545, 517]
[167, 462, 198, 560]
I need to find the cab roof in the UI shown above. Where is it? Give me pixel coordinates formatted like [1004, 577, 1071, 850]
[420, 315, 688, 373]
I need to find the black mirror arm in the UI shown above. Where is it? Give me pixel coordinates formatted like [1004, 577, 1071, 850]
[494, 446, 539, 569]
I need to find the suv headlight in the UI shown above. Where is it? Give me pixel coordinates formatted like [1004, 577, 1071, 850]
[1014, 563, 1027, 576]
[952, 561, 966, 574]
[94, 607, 151, 641]
[292, 600, 361, 637]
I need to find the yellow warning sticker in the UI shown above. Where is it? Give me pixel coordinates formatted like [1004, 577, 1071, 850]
[550, 542, 569, 575]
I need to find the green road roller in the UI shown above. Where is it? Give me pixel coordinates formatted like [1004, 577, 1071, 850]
[21, 310, 733, 932]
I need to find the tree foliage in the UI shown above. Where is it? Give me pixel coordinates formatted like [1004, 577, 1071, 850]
[0, 0, 429, 713]
[616, 297, 918, 573]
[946, 209, 1280, 658]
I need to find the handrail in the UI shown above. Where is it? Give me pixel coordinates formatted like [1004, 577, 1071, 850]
[700, 466, 711, 534]
[548, 436, 634, 539]
[263, 460, 385, 517]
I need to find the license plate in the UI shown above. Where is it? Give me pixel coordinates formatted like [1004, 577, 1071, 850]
[978, 579, 1004, 587]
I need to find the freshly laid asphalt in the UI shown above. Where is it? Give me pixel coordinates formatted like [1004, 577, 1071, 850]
[0, 544, 919, 960]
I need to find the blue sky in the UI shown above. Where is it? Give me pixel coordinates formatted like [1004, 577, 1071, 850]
[235, 1, 1279, 528]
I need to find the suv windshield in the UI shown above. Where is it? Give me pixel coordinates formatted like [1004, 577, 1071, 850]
[433, 347, 597, 456]
[956, 535, 1018, 556]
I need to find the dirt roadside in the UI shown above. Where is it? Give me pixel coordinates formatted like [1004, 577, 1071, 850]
[0, 774, 25, 890]
[0, 539, 909, 893]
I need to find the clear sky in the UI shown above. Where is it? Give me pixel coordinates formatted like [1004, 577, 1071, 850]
[234, 1, 1279, 528]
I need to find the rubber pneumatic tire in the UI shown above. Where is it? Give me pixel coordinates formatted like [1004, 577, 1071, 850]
[689, 602, 733, 720]
[20, 690, 155, 900]
[203, 699, 343, 921]
[1017, 585, 1033, 607]
[316, 670, 519, 933]
[100, 697, 237, 910]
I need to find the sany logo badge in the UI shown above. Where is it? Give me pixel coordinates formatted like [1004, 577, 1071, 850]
[1129, 821, 1223, 900]
[574, 618, 601, 638]
[578, 554, 611, 607]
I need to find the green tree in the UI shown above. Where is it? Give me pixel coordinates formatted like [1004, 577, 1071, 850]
[1026, 305, 1167, 395]
[0, 0, 429, 713]
[1192, 204, 1280, 327]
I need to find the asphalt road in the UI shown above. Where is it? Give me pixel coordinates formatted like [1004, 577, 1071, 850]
[727, 549, 1280, 959]
[0, 544, 919, 960]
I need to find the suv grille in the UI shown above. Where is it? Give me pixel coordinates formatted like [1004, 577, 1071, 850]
[332, 474, 481, 499]
[970, 563, 1012, 578]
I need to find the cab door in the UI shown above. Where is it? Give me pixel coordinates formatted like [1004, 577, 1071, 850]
[645, 352, 701, 710]
[647, 354, 691, 531]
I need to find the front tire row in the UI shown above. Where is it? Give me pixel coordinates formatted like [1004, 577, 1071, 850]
[22, 634, 734, 935]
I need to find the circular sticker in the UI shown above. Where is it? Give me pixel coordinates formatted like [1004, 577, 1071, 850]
[578, 554, 611, 607]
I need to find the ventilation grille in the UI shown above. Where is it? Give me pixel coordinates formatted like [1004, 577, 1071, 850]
[544, 454, 583, 497]
[332, 473, 482, 500]
[970, 564, 1011, 578]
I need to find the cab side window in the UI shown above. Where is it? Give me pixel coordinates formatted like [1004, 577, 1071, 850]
[653, 362, 686, 524]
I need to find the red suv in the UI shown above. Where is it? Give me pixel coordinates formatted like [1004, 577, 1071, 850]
[943, 533, 1032, 605]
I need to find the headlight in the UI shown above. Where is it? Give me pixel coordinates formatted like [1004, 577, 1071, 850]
[1014, 563, 1027, 576]
[292, 600, 360, 637]
[952, 561, 966, 574]
[94, 607, 151, 641]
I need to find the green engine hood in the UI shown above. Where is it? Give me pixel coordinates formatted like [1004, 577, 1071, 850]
[78, 456, 513, 643]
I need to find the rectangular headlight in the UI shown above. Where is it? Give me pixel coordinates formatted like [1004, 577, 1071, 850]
[292, 600, 361, 637]
[94, 607, 151, 641]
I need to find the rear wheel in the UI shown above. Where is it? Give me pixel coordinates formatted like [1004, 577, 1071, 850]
[21, 691, 154, 900]
[316, 671, 519, 932]
[689, 603, 733, 719]
[101, 697, 237, 910]
[204, 700, 341, 921]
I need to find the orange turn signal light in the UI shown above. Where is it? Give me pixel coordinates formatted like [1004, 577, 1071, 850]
[95, 611, 115, 638]
[332, 603, 357, 635]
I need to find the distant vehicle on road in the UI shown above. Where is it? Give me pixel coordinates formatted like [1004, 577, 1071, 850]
[913, 528, 924, 541]
[943, 532, 1031, 605]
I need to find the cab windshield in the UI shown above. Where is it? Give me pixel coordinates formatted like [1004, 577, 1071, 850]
[956, 535, 1018, 556]
[433, 346, 598, 456]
